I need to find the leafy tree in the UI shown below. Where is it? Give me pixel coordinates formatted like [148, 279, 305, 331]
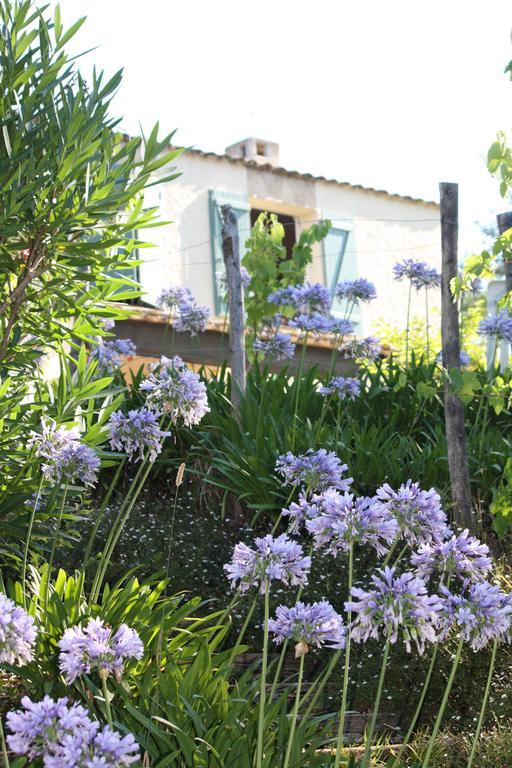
[0, 0, 180, 371]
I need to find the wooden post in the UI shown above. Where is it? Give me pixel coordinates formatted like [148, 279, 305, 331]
[440, 182, 473, 530]
[221, 204, 246, 411]
[497, 212, 512, 372]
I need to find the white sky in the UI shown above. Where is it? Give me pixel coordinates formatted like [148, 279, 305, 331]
[56, 0, 512, 255]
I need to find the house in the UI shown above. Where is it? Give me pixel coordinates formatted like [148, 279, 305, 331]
[137, 137, 442, 337]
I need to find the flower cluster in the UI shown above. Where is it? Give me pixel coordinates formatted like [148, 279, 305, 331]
[29, 418, 100, 485]
[269, 601, 345, 653]
[140, 356, 209, 426]
[93, 338, 136, 374]
[216, 266, 251, 292]
[305, 490, 398, 557]
[436, 349, 471, 367]
[346, 567, 442, 654]
[224, 534, 311, 594]
[276, 449, 352, 494]
[340, 335, 381, 361]
[319, 376, 361, 400]
[335, 278, 377, 303]
[253, 332, 296, 360]
[174, 301, 210, 336]
[157, 286, 193, 310]
[478, 311, 512, 343]
[6, 696, 139, 766]
[289, 312, 331, 336]
[268, 283, 331, 315]
[0, 594, 37, 665]
[439, 582, 512, 651]
[328, 318, 354, 337]
[108, 407, 170, 463]
[58, 617, 143, 684]
[393, 259, 441, 289]
[411, 529, 492, 583]
[375, 480, 449, 546]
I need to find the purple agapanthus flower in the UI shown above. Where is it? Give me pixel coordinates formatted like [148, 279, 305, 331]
[253, 332, 296, 360]
[99, 318, 116, 331]
[58, 617, 143, 684]
[319, 376, 361, 400]
[375, 480, 449, 546]
[6, 696, 139, 766]
[411, 529, 492, 584]
[0, 594, 37, 665]
[283, 492, 323, 535]
[269, 601, 345, 653]
[340, 336, 382, 361]
[327, 318, 354, 336]
[393, 259, 441, 290]
[439, 582, 512, 651]
[29, 418, 100, 485]
[335, 278, 377, 303]
[93, 338, 136, 373]
[436, 349, 471, 367]
[478, 312, 512, 343]
[275, 449, 352, 494]
[267, 286, 301, 307]
[216, 267, 251, 292]
[140, 356, 209, 426]
[289, 312, 332, 336]
[305, 490, 399, 557]
[296, 283, 331, 314]
[459, 274, 483, 295]
[224, 534, 311, 594]
[346, 566, 442, 654]
[108, 407, 171, 463]
[157, 286, 193, 310]
[174, 301, 210, 336]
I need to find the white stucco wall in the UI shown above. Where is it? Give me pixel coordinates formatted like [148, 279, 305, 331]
[139, 150, 441, 337]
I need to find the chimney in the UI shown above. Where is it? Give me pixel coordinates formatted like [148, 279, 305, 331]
[225, 138, 280, 167]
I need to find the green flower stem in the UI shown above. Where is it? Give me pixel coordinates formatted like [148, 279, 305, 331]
[466, 638, 498, 768]
[300, 648, 341, 722]
[43, 482, 69, 614]
[283, 654, 305, 768]
[390, 643, 439, 768]
[425, 288, 430, 363]
[291, 331, 309, 451]
[334, 397, 343, 449]
[0, 715, 10, 768]
[421, 637, 464, 768]
[227, 597, 257, 668]
[90, 458, 152, 604]
[101, 676, 113, 728]
[256, 589, 270, 768]
[334, 541, 354, 768]
[361, 638, 391, 768]
[22, 474, 44, 607]
[82, 458, 126, 571]
[405, 280, 412, 366]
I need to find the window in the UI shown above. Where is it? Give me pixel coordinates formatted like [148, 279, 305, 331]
[250, 208, 297, 259]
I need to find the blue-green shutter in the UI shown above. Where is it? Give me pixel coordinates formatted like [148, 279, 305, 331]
[322, 217, 360, 330]
[209, 190, 250, 314]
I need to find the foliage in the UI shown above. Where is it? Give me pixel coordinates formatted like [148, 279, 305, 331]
[0, 0, 180, 371]
[242, 212, 331, 333]
[176, 359, 510, 527]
